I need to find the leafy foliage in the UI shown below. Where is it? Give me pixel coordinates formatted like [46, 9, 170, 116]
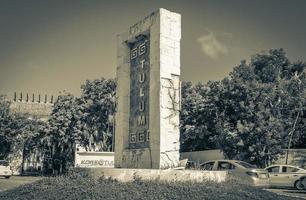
[0, 95, 46, 160]
[180, 81, 222, 151]
[0, 95, 12, 158]
[77, 78, 116, 151]
[0, 175, 298, 200]
[216, 49, 305, 166]
[42, 78, 116, 173]
[180, 49, 305, 167]
[42, 93, 77, 174]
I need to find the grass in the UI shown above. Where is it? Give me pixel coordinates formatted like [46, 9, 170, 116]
[0, 176, 42, 192]
[0, 173, 301, 200]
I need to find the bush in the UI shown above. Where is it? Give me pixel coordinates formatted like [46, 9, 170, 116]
[0, 174, 299, 200]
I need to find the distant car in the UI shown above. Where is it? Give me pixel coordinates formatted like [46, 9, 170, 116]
[0, 160, 12, 179]
[199, 160, 270, 187]
[265, 164, 306, 190]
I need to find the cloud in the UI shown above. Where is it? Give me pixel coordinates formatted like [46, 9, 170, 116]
[197, 32, 229, 59]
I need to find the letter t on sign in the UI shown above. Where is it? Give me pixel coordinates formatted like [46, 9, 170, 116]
[140, 59, 145, 69]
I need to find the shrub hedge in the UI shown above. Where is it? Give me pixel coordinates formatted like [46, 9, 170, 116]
[0, 175, 300, 200]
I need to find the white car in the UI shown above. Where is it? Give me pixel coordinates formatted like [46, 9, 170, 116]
[265, 164, 306, 190]
[0, 160, 12, 179]
[199, 160, 270, 187]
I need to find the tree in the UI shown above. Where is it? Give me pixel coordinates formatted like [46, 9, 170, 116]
[0, 95, 12, 159]
[43, 92, 77, 174]
[215, 49, 305, 167]
[180, 49, 305, 167]
[180, 81, 222, 151]
[0, 94, 47, 174]
[43, 78, 117, 174]
[76, 78, 116, 151]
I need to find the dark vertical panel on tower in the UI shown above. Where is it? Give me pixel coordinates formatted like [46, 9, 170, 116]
[129, 36, 150, 149]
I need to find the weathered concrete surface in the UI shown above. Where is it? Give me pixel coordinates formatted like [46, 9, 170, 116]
[74, 149, 114, 168]
[180, 150, 224, 166]
[10, 101, 53, 122]
[115, 8, 181, 169]
[75, 168, 228, 183]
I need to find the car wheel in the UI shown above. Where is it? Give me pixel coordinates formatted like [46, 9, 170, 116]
[294, 180, 304, 190]
[301, 177, 306, 190]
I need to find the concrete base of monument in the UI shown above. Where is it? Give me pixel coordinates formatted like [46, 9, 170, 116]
[73, 167, 228, 183]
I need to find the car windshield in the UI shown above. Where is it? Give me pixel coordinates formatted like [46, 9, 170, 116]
[0, 160, 9, 166]
[235, 161, 255, 168]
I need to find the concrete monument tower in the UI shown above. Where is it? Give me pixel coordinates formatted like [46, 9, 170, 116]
[115, 8, 181, 169]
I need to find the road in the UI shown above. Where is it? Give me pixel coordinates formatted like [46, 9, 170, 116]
[265, 188, 306, 199]
[0, 176, 42, 192]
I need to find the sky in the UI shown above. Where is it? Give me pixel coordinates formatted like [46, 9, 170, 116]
[0, 0, 306, 98]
